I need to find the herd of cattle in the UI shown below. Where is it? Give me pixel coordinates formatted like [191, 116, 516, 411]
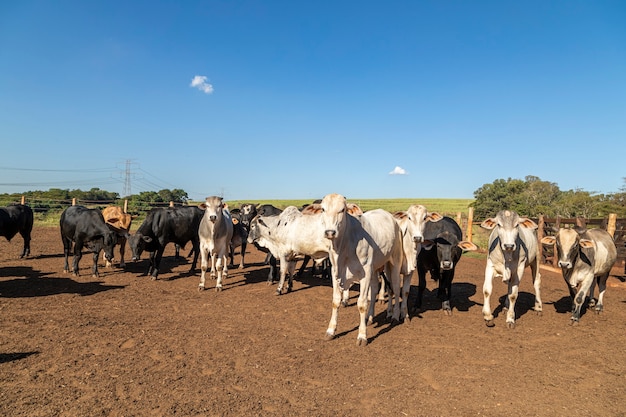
[0, 194, 619, 345]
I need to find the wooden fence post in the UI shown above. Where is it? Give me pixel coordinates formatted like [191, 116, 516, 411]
[72, 198, 76, 206]
[123, 199, 128, 214]
[169, 201, 174, 207]
[607, 213, 617, 237]
[466, 207, 474, 242]
[537, 215, 545, 264]
[21, 195, 25, 205]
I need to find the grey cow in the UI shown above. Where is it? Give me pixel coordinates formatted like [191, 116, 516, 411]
[541, 227, 617, 324]
[481, 210, 543, 328]
[198, 196, 234, 292]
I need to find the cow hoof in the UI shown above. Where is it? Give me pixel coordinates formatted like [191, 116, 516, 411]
[403, 317, 411, 325]
[535, 310, 543, 316]
[506, 322, 516, 329]
[275, 289, 282, 296]
[324, 332, 335, 341]
[485, 320, 495, 328]
[215, 286, 223, 292]
[198, 286, 205, 291]
[443, 308, 452, 316]
[356, 337, 368, 347]
[341, 300, 348, 308]
[569, 319, 579, 326]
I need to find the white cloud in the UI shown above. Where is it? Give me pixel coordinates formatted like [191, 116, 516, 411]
[190, 75, 214, 94]
[389, 166, 408, 175]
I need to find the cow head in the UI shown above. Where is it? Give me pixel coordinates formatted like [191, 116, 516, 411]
[239, 203, 258, 230]
[481, 210, 537, 253]
[540, 227, 594, 270]
[129, 232, 152, 262]
[199, 196, 225, 223]
[393, 205, 443, 246]
[102, 230, 117, 262]
[423, 231, 478, 271]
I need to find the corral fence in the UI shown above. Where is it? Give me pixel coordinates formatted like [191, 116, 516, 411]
[6, 196, 187, 217]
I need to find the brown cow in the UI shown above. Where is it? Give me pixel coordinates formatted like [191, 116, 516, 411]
[102, 206, 133, 268]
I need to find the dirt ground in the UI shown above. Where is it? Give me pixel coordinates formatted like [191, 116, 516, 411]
[1, 226, 626, 417]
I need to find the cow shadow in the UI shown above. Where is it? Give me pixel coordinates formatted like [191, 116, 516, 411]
[0, 351, 39, 364]
[490, 291, 542, 320]
[0, 266, 125, 298]
[408, 282, 477, 316]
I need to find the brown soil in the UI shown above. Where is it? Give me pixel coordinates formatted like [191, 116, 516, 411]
[1, 227, 626, 417]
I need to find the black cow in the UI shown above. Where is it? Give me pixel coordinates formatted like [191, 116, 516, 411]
[60, 205, 117, 277]
[230, 219, 248, 269]
[0, 204, 34, 258]
[415, 217, 477, 315]
[129, 206, 203, 280]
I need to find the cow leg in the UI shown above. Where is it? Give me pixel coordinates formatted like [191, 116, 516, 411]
[530, 260, 542, 315]
[199, 244, 210, 290]
[595, 273, 609, 314]
[400, 270, 413, 322]
[440, 269, 453, 316]
[266, 255, 277, 284]
[72, 241, 83, 277]
[386, 265, 402, 323]
[19, 230, 31, 258]
[238, 241, 246, 269]
[215, 254, 227, 292]
[356, 276, 371, 346]
[414, 264, 427, 313]
[91, 251, 100, 278]
[62, 237, 72, 274]
[147, 251, 156, 277]
[505, 265, 523, 329]
[325, 265, 341, 341]
[275, 256, 290, 295]
[150, 249, 164, 280]
[189, 239, 200, 274]
[296, 255, 311, 277]
[571, 276, 595, 324]
[482, 260, 496, 327]
[118, 236, 126, 268]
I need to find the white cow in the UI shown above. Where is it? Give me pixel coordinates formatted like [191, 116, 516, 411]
[481, 210, 542, 328]
[198, 196, 234, 292]
[393, 205, 444, 321]
[541, 227, 617, 324]
[247, 206, 330, 295]
[314, 193, 404, 346]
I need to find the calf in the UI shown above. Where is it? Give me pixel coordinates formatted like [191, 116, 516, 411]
[198, 196, 234, 291]
[0, 204, 34, 258]
[415, 217, 477, 315]
[314, 193, 404, 346]
[229, 218, 248, 269]
[102, 206, 133, 268]
[541, 227, 617, 324]
[481, 210, 542, 328]
[129, 206, 202, 280]
[60, 205, 117, 277]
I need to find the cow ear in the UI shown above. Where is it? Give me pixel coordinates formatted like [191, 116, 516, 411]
[459, 241, 478, 251]
[198, 203, 207, 210]
[579, 238, 595, 249]
[541, 236, 556, 246]
[519, 218, 538, 230]
[392, 211, 406, 220]
[302, 204, 322, 215]
[426, 212, 444, 223]
[347, 203, 363, 216]
[422, 240, 435, 250]
[481, 218, 497, 230]
[107, 217, 120, 224]
[232, 218, 239, 225]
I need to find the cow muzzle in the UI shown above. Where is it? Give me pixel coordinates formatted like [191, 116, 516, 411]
[413, 236, 423, 243]
[441, 261, 453, 270]
[324, 230, 337, 239]
[209, 215, 217, 223]
[558, 261, 573, 269]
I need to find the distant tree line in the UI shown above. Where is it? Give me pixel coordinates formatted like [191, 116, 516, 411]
[0, 187, 189, 215]
[471, 176, 626, 219]
[2, 176, 625, 220]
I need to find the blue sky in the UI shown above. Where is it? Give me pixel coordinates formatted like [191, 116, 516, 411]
[1, 1, 625, 201]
